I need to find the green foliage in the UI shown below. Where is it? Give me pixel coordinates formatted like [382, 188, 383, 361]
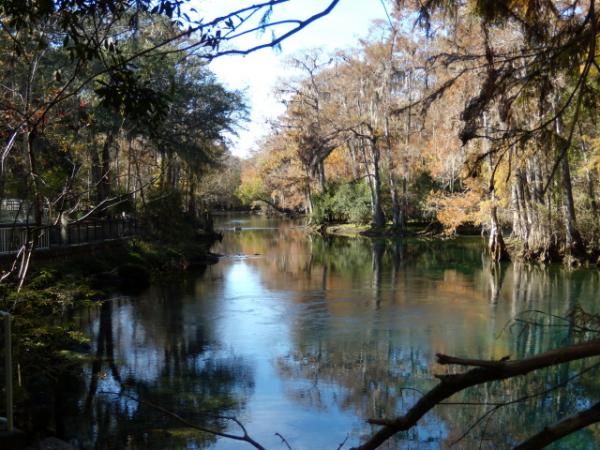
[139, 189, 195, 242]
[311, 181, 372, 225]
[0, 269, 101, 427]
[95, 69, 171, 129]
[127, 238, 186, 271]
[27, 268, 60, 290]
[311, 189, 336, 224]
[412, 171, 437, 221]
[236, 174, 266, 206]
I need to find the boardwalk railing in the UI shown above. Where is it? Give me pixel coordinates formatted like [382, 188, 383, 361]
[0, 219, 139, 255]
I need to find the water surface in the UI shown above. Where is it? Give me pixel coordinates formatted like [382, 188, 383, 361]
[67, 214, 600, 449]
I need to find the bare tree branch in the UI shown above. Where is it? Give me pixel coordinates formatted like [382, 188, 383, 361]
[99, 391, 268, 450]
[352, 339, 600, 450]
[514, 401, 600, 450]
[208, 0, 340, 59]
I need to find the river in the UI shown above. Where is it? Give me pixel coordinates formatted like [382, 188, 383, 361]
[64, 214, 600, 449]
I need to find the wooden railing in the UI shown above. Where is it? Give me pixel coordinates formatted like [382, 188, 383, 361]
[0, 219, 139, 255]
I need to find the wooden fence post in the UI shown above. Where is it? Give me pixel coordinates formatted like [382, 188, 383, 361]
[1, 311, 13, 432]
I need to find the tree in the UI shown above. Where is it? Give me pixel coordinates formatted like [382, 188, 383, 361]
[277, 52, 343, 211]
[395, 0, 600, 262]
[0, 0, 341, 286]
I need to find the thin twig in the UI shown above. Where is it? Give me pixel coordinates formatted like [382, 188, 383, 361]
[275, 432, 292, 450]
[99, 391, 267, 450]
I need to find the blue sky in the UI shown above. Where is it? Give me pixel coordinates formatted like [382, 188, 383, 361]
[197, 0, 390, 157]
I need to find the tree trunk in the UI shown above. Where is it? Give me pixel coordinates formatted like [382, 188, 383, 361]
[17, 130, 42, 290]
[187, 171, 197, 217]
[99, 131, 115, 203]
[317, 160, 326, 192]
[305, 184, 313, 216]
[132, 143, 146, 207]
[523, 157, 552, 259]
[489, 195, 509, 262]
[555, 114, 585, 259]
[399, 69, 412, 229]
[512, 169, 531, 254]
[399, 176, 408, 228]
[483, 114, 508, 262]
[384, 116, 401, 228]
[560, 151, 585, 259]
[368, 139, 385, 228]
[511, 181, 522, 239]
[580, 138, 599, 242]
[585, 168, 599, 236]
[159, 152, 166, 191]
[347, 140, 360, 180]
[25, 131, 42, 227]
[90, 146, 102, 203]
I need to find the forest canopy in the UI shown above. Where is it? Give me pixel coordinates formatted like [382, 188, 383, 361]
[240, 0, 600, 265]
[0, 0, 344, 286]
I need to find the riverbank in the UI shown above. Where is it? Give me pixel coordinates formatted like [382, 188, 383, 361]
[11, 234, 220, 294]
[318, 221, 482, 238]
[0, 233, 221, 449]
[318, 222, 600, 267]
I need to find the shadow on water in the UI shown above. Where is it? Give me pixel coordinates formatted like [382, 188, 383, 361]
[53, 214, 599, 449]
[67, 277, 255, 450]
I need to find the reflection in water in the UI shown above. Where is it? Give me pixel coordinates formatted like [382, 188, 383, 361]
[70, 278, 255, 450]
[64, 214, 600, 449]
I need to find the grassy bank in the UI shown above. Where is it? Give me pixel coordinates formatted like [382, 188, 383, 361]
[318, 222, 482, 239]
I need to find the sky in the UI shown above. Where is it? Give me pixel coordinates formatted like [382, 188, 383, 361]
[196, 0, 390, 158]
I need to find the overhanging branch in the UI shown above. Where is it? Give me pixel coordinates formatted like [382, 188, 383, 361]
[514, 401, 600, 450]
[352, 339, 600, 450]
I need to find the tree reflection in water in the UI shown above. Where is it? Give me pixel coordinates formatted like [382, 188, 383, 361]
[70, 277, 255, 450]
[58, 215, 600, 449]
[264, 233, 600, 449]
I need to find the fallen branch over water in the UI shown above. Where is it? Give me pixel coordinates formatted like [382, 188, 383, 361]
[514, 401, 600, 449]
[353, 339, 600, 450]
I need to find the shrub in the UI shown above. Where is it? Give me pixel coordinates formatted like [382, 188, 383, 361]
[335, 182, 372, 224]
[139, 189, 195, 242]
[310, 181, 372, 225]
